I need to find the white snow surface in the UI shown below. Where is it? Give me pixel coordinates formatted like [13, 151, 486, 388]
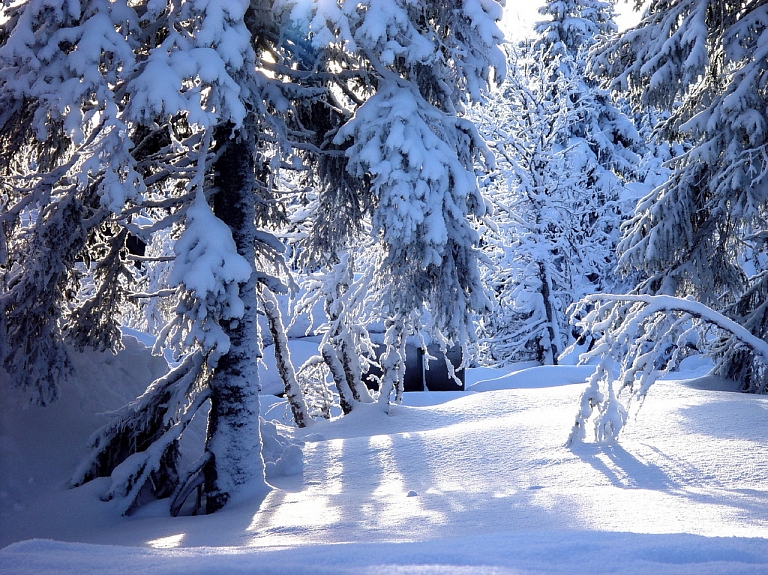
[3, 339, 768, 574]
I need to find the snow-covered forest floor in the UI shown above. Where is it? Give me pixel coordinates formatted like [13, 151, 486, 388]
[2, 338, 768, 574]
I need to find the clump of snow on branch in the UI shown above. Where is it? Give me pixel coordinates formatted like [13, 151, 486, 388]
[158, 192, 252, 365]
[126, 0, 252, 128]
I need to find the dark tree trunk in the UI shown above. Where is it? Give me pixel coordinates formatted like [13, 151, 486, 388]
[202, 123, 268, 513]
[538, 259, 560, 366]
[321, 343, 355, 415]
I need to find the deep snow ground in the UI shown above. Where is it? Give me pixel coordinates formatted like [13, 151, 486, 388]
[2, 341, 768, 574]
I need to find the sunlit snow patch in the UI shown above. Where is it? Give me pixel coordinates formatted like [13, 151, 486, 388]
[147, 533, 185, 549]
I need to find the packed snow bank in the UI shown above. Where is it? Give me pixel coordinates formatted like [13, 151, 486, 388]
[468, 364, 595, 391]
[0, 336, 168, 516]
[4, 531, 768, 575]
[2, 339, 768, 574]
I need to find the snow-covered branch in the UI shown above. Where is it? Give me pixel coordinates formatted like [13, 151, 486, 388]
[567, 292, 768, 446]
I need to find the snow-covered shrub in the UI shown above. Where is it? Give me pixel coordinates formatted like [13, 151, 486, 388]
[293, 253, 377, 412]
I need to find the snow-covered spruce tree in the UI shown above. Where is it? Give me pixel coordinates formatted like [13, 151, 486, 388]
[534, 0, 640, 182]
[533, 0, 641, 300]
[536, 0, 642, 296]
[286, 0, 506, 404]
[535, 0, 617, 61]
[589, 0, 768, 392]
[96, 3, 313, 514]
[1, 0, 313, 514]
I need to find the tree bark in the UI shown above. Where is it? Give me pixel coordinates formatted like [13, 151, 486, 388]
[203, 123, 268, 513]
[321, 343, 355, 415]
[260, 286, 311, 427]
[538, 258, 560, 366]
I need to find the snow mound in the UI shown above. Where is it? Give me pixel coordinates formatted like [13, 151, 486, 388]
[3, 531, 768, 574]
[3, 348, 768, 574]
[262, 418, 304, 479]
[0, 336, 168, 516]
[468, 364, 595, 391]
